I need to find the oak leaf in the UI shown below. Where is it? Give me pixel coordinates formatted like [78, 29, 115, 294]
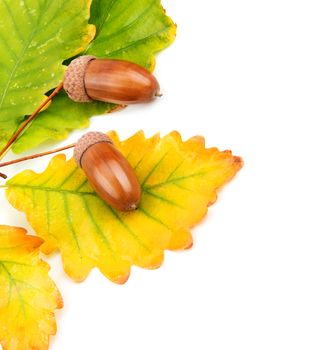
[6, 132, 243, 283]
[0, 225, 63, 350]
[0, 0, 95, 150]
[13, 0, 176, 153]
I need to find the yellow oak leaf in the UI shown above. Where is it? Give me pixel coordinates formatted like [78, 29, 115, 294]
[0, 225, 63, 350]
[5, 132, 243, 283]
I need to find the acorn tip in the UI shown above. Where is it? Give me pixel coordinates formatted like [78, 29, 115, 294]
[127, 203, 139, 211]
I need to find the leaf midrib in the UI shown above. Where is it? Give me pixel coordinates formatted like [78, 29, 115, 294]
[6, 170, 209, 195]
[0, 261, 27, 317]
[84, 0, 118, 53]
[0, 0, 52, 111]
[7, 183, 96, 196]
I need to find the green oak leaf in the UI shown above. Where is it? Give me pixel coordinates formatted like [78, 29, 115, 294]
[0, 0, 95, 150]
[13, 91, 109, 153]
[86, 0, 176, 69]
[13, 0, 176, 153]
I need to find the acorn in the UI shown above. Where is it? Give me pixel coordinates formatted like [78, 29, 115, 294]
[64, 56, 161, 104]
[74, 132, 141, 211]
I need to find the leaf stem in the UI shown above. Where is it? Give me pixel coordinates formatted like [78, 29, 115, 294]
[0, 82, 64, 161]
[0, 143, 75, 178]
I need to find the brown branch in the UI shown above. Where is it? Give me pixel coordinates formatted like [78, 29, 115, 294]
[0, 82, 64, 160]
[0, 143, 76, 178]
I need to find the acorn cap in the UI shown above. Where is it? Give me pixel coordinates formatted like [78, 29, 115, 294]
[63, 55, 96, 102]
[74, 132, 113, 168]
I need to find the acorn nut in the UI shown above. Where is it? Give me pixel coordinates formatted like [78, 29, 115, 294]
[74, 132, 141, 212]
[64, 56, 160, 104]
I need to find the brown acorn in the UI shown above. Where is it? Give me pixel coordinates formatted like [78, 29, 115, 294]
[64, 56, 160, 104]
[74, 132, 141, 212]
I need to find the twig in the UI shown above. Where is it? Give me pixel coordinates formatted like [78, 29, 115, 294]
[0, 143, 75, 178]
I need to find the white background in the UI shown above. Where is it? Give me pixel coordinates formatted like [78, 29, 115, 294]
[1, 0, 321, 349]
